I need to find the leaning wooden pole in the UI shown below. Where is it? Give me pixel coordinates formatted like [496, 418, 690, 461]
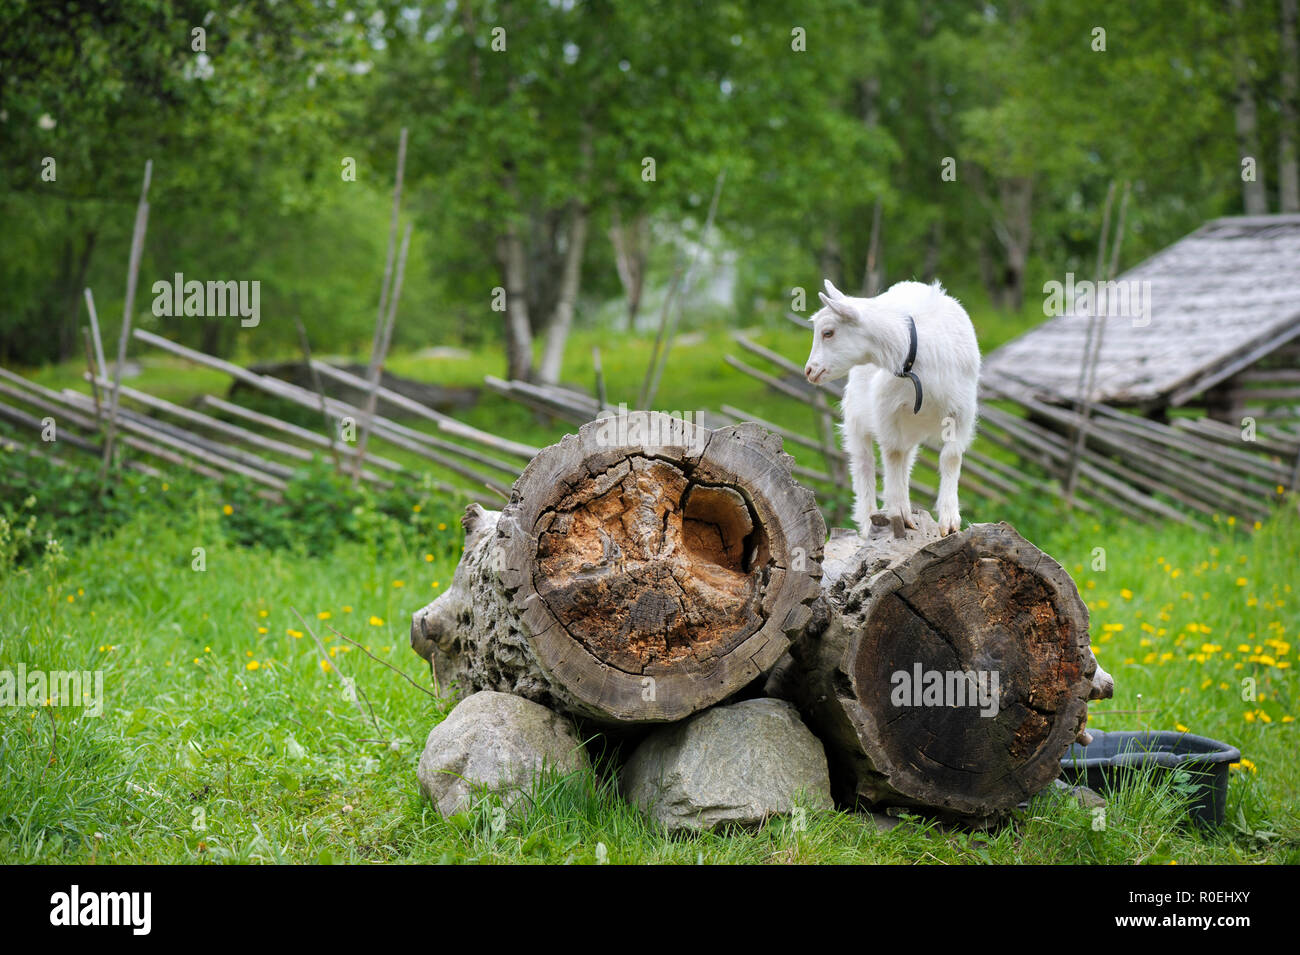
[101, 160, 152, 479]
[769, 511, 1112, 823]
[411, 412, 825, 724]
[354, 128, 409, 486]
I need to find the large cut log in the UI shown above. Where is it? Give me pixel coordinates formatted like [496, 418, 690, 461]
[411, 412, 826, 724]
[769, 510, 1111, 822]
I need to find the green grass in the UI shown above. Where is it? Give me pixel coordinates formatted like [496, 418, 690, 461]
[2, 307, 1297, 864]
[1, 477, 1296, 864]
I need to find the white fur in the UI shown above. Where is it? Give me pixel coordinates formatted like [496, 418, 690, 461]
[804, 279, 981, 536]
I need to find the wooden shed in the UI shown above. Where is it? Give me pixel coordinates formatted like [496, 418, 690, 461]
[983, 214, 1300, 426]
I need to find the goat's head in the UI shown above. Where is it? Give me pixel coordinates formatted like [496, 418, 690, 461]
[804, 279, 873, 385]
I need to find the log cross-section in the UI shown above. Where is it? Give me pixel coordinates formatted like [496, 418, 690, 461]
[772, 511, 1101, 821]
[412, 412, 826, 724]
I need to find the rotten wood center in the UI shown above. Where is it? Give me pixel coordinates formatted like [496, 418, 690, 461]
[533, 455, 770, 673]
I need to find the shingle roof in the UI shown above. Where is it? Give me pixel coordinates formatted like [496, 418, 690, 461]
[982, 214, 1300, 407]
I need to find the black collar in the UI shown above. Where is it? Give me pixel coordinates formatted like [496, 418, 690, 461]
[897, 315, 922, 413]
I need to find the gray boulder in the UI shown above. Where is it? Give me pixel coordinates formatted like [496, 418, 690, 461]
[417, 690, 589, 816]
[621, 697, 833, 832]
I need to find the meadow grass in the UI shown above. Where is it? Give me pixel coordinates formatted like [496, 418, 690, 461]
[2, 307, 1297, 864]
[0, 480, 1295, 864]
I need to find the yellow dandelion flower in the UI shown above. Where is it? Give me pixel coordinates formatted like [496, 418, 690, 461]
[1230, 759, 1257, 774]
[259, 610, 268, 618]
[317, 611, 331, 620]
[438, 522, 447, 531]
[222, 505, 233, 515]
[319, 660, 332, 673]
[392, 581, 404, 588]
[431, 581, 441, 589]
[412, 504, 422, 513]
[424, 554, 434, 562]
[1244, 711, 1256, 723]
[257, 626, 267, 634]
[287, 629, 303, 639]
[369, 616, 384, 626]
[1259, 711, 1272, 724]
[1175, 723, 1189, 733]
[1283, 716, 1295, 723]
[1236, 577, 1248, 587]
[246, 660, 260, 671]
[342, 605, 353, 613]
[1120, 589, 1133, 600]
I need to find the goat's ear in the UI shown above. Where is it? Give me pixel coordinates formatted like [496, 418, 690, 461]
[823, 278, 846, 300]
[818, 291, 859, 324]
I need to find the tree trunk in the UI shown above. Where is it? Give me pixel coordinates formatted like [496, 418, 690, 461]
[411, 413, 826, 725]
[610, 206, 648, 332]
[1231, 0, 1269, 215]
[861, 200, 884, 296]
[768, 511, 1110, 822]
[817, 231, 842, 286]
[538, 199, 590, 385]
[500, 199, 534, 382]
[1280, 0, 1300, 212]
[922, 219, 942, 282]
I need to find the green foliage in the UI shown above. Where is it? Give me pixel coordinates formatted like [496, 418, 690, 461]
[0, 444, 467, 565]
[3, 0, 1289, 370]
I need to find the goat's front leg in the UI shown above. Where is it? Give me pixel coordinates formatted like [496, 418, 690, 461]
[844, 421, 876, 533]
[881, 445, 917, 530]
[936, 440, 965, 536]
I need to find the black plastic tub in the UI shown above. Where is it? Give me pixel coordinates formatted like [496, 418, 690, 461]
[1059, 730, 1242, 826]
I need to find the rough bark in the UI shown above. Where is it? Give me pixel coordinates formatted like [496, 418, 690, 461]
[768, 511, 1108, 822]
[412, 413, 826, 725]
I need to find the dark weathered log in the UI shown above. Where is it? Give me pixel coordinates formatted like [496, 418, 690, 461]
[411, 412, 826, 724]
[770, 510, 1109, 822]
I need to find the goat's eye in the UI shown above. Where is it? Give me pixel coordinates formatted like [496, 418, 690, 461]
[822, 328, 835, 340]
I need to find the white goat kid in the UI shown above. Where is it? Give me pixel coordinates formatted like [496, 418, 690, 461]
[804, 279, 980, 536]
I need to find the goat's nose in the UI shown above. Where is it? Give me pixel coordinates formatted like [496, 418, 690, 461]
[805, 364, 814, 378]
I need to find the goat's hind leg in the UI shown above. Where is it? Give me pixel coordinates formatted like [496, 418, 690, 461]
[936, 440, 965, 536]
[845, 420, 877, 533]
